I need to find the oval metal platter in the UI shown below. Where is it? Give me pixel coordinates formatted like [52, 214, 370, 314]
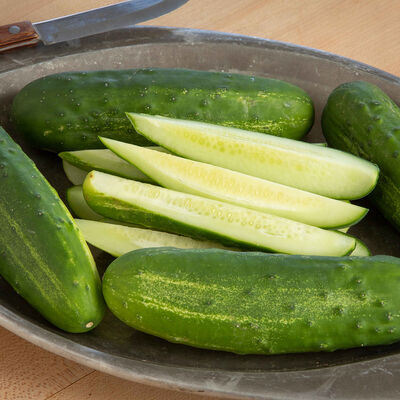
[1, 26, 400, 400]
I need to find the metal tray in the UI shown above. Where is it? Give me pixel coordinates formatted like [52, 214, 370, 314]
[1, 26, 400, 400]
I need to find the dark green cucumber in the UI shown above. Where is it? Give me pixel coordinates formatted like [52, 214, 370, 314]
[11, 68, 314, 152]
[321, 81, 400, 230]
[103, 248, 400, 354]
[0, 127, 105, 332]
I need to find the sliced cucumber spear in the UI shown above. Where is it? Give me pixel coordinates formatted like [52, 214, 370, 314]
[75, 219, 367, 258]
[83, 171, 356, 256]
[100, 138, 368, 229]
[75, 219, 233, 257]
[126, 113, 379, 200]
[350, 238, 371, 257]
[60, 148, 168, 184]
[63, 160, 88, 185]
[67, 186, 103, 221]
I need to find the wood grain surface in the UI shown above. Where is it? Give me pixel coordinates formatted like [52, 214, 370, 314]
[1, 1, 400, 399]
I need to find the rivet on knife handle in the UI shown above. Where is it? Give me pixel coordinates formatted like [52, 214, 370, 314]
[0, 21, 40, 53]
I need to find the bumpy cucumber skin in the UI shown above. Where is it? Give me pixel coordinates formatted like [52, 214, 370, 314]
[0, 128, 105, 332]
[321, 81, 400, 230]
[103, 248, 400, 354]
[11, 68, 314, 152]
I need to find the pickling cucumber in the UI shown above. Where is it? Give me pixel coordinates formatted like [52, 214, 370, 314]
[83, 171, 355, 256]
[11, 68, 314, 152]
[127, 113, 379, 199]
[101, 137, 368, 228]
[322, 81, 400, 230]
[75, 219, 232, 257]
[0, 127, 105, 332]
[103, 248, 400, 354]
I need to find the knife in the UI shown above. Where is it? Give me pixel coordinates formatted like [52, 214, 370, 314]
[0, 0, 188, 53]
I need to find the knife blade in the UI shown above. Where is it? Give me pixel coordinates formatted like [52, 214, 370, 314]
[0, 0, 188, 52]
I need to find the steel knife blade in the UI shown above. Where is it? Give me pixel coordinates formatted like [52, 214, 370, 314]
[0, 0, 188, 52]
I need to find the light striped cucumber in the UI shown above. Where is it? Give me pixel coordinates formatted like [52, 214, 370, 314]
[127, 113, 379, 199]
[0, 127, 105, 332]
[75, 219, 233, 257]
[59, 148, 161, 183]
[101, 137, 368, 229]
[103, 248, 400, 354]
[83, 171, 355, 256]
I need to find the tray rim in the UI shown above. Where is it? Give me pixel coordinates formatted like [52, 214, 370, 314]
[1, 25, 400, 400]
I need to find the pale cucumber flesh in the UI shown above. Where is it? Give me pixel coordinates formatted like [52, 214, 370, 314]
[350, 238, 371, 257]
[101, 137, 368, 229]
[67, 186, 103, 221]
[59, 148, 164, 183]
[127, 113, 379, 200]
[75, 219, 233, 257]
[63, 160, 88, 185]
[83, 171, 355, 256]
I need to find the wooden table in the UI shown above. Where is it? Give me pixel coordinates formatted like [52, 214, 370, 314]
[1, 1, 400, 399]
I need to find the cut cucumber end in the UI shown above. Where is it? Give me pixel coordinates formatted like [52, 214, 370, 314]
[63, 160, 88, 185]
[349, 237, 371, 257]
[83, 171, 356, 257]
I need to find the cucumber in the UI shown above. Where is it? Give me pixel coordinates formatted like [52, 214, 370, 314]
[67, 185, 103, 220]
[63, 160, 88, 185]
[75, 219, 233, 257]
[59, 148, 166, 183]
[322, 81, 400, 230]
[83, 171, 355, 256]
[351, 238, 371, 257]
[11, 68, 314, 152]
[0, 127, 105, 332]
[101, 137, 368, 228]
[127, 113, 379, 199]
[103, 248, 400, 354]
[62, 143, 325, 186]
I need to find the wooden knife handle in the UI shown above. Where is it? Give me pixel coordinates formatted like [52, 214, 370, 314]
[0, 21, 40, 52]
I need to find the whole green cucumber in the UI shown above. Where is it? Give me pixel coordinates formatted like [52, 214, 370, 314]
[321, 81, 400, 230]
[0, 127, 105, 332]
[103, 248, 400, 354]
[11, 68, 314, 152]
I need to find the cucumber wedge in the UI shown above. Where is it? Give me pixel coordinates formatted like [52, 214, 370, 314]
[127, 113, 379, 199]
[101, 138, 368, 229]
[76, 219, 363, 258]
[83, 171, 355, 256]
[59, 148, 162, 183]
[350, 238, 371, 257]
[75, 219, 233, 257]
[67, 186, 103, 221]
[63, 160, 88, 185]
